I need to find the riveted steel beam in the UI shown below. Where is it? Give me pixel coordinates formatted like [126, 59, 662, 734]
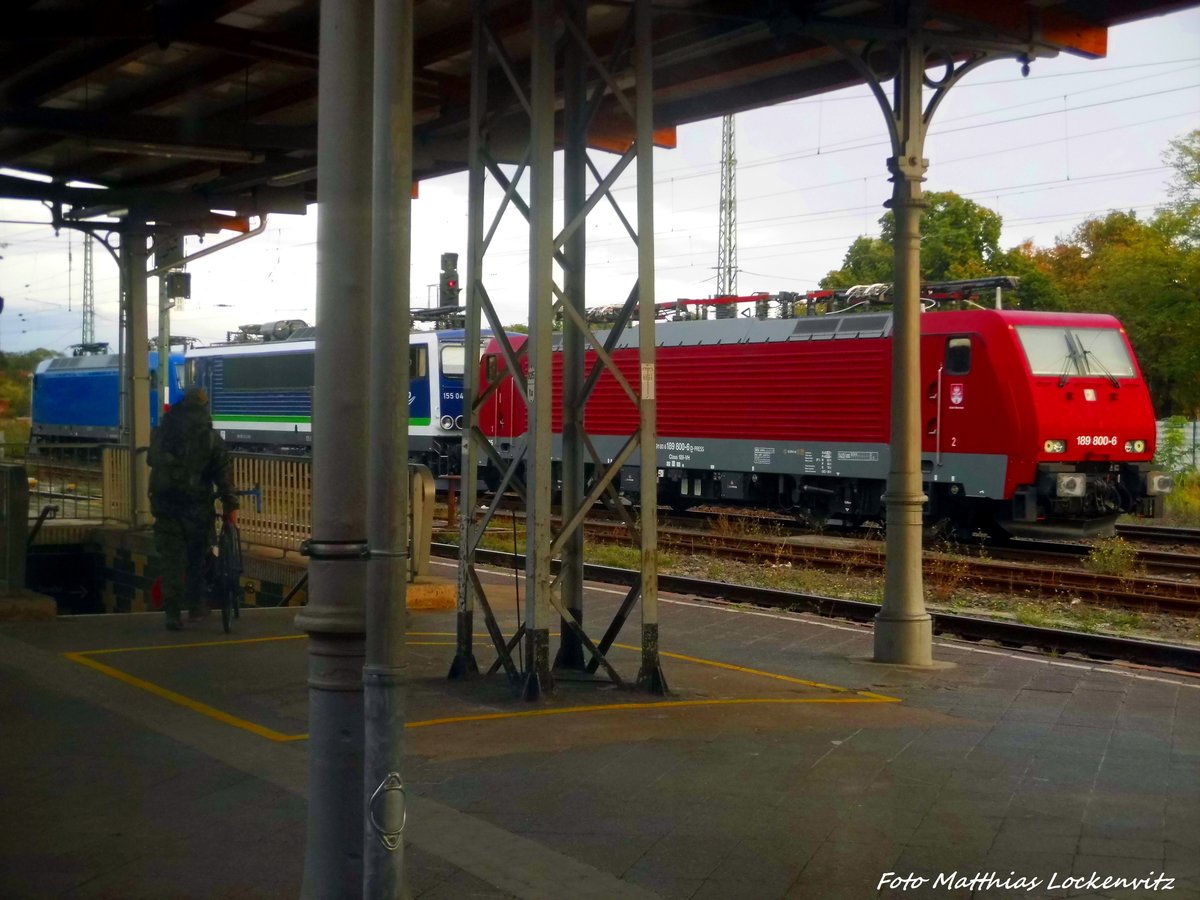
[454, 0, 668, 700]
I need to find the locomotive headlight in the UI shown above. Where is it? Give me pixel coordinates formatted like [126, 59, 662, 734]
[440, 414, 456, 431]
[1148, 471, 1175, 495]
[1043, 439, 1067, 454]
[1124, 440, 1146, 453]
[1056, 473, 1086, 498]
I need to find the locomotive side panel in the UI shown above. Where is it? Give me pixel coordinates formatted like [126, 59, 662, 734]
[31, 351, 182, 444]
[578, 339, 891, 444]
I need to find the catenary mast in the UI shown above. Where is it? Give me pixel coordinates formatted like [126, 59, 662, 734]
[715, 113, 737, 317]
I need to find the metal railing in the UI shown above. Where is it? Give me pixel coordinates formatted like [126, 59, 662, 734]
[4, 443, 111, 521]
[95, 447, 313, 550]
[102, 446, 131, 523]
[232, 453, 312, 552]
[29, 444, 431, 575]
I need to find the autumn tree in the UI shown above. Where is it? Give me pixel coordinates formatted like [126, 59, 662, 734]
[0, 348, 58, 418]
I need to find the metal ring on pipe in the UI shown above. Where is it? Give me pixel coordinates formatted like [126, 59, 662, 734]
[303, 540, 371, 560]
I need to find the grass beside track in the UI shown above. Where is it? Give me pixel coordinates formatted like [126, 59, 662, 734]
[451, 520, 1200, 650]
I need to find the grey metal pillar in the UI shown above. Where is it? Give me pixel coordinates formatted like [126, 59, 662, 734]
[363, 0, 412, 893]
[875, 36, 933, 666]
[823, 13, 1005, 664]
[156, 270, 170, 416]
[450, 0, 488, 681]
[634, 0, 666, 692]
[295, 0, 373, 894]
[523, 0, 557, 700]
[556, 0, 587, 673]
[122, 226, 152, 528]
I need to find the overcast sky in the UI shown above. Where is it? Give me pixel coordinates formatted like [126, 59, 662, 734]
[1, 8, 1197, 354]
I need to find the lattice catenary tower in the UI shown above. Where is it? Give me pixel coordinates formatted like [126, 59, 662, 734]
[715, 113, 737, 318]
[82, 233, 95, 343]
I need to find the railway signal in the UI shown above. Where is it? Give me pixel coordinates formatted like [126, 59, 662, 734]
[439, 252, 460, 305]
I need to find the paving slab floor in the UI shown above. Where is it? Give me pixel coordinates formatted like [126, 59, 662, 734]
[1, 557, 1197, 899]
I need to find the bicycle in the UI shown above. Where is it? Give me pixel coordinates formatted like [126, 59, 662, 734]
[210, 486, 261, 634]
[213, 515, 244, 634]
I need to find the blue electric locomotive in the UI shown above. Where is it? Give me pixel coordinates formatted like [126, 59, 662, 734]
[31, 350, 185, 445]
[185, 323, 491, 475]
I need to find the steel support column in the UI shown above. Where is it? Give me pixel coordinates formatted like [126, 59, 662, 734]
[156, 269, 170, 416]
[556, 0, 588, 673]
[121, 226, 151, 528]
[296, 0, 373, 894]
[634, 0, 666, 692]
[450, 0, 489, 682]
[522, 0, 558, 700]
[453, 0, 668, 698]
[363, 0, 413, 893]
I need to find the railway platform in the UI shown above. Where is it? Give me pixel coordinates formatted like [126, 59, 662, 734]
[1, 556, 1198, 899]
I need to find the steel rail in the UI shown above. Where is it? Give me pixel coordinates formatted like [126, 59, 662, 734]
[573, 520, 1200, 615]
[1117, 523, 1200, 546]
[431, 543, 1200, 674]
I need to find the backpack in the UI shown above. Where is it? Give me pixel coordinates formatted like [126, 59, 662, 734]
[148, 404, 215, 511]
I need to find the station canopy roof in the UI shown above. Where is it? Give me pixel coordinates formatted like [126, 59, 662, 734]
[0, 0, 1193, 234]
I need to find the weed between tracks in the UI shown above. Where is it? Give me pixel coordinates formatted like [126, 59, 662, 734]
[1084, 537, 1140, 577]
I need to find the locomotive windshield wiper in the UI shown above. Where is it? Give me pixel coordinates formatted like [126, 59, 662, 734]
[1058, 332, 1081, 388]
[1082, 348, 1121, 388]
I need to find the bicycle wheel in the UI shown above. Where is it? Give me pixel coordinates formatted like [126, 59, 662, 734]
[227, 523, 243, 621]
[218, 525, 240, 633]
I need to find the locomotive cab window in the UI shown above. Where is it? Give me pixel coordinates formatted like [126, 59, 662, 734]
[410, 346, 428, 379]
[1016, 326, 1135, 380]
[945, 337, 971, 375]
[441, 344, 465, 379]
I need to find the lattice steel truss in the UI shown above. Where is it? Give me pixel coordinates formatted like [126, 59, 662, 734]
[452, 0, 667, 699]
[715, 113, 737, 316]
[81, 235, 95, 344]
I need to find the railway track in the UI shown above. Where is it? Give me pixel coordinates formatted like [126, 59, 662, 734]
[978, 538, 1200, 578]
[642, 523, 1200, 615]
[435, 543, 1200, 674]
[464, 513, 1200, 615]
[1115, 523, 1200, 546]
[657, 508, 1200, 578]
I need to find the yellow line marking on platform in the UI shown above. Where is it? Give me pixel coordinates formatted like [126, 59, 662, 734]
[619, 645, 900, 702]
[64, 628, 899, 742]
[405, 695, 896, 729]
[64, 652, 305, 743]
[81, 634, 305, 655]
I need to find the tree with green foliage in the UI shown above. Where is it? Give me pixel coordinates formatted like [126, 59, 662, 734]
[1163, 128, 1200, 246]
[819, 236, 892, 288]
[822, 191, 1003, 287]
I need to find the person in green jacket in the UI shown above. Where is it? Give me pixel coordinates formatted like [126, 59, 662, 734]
[147, 388, 239, 630]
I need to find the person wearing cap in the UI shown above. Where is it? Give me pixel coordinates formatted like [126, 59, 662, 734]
[147, 387, 239, 630]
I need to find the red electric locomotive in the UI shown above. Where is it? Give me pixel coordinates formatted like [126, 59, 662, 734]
[481, 296, 1172, 538]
